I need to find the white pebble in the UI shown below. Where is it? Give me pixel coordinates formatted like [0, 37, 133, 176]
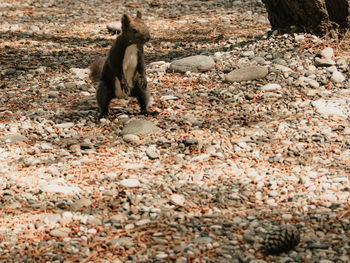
[119, 178, 140, 188]
[170, 194, 185, 206]
[331, 71, 345, 83]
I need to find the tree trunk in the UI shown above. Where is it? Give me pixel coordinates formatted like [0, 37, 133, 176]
[262, 0, 350, 35]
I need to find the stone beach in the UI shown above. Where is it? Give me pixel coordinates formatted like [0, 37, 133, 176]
[0, 0, 349, 262]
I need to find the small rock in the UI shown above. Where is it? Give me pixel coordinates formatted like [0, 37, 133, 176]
[72, 198, 92, 211]
[225, 66, 268, 82]
[314, 58, 335, 67]
[261, 83, 281, 91]
[121, 120, 161, 135]
[65, 82, 78, 89]
[169, 55, 215, 73]
[156, 253, 168, 259]
[123, 134, 140, 143]
[160, 95, 179, 101]
[146, 145, 159, 159]
[54, 122, 74, 129]
[1, 134, 28, 143]
[192, 237, 213, 244]
[183, 137, 198, 146]
[87, 228, 97, 235]
[70, 68, 89, 79]
[40, 185, 81, 194]
[136, 219, 151, 226]
[170, 194, 185, 206]
[294, 35, 305, 42]
[48, 91, 59, 98]
[50, 227, 71, 238]
[312, 100, 347, 118]
[331, 71, 345, 83]
[320, 47, 334, 59]
[120, 178, 140, 188]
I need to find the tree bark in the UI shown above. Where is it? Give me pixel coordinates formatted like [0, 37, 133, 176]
[262, 0, 350, 35]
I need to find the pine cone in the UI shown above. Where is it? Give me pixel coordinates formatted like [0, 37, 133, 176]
[262, 224, 300, 254]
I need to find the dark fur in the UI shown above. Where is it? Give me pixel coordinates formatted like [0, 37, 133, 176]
[89, 12, 151, 116]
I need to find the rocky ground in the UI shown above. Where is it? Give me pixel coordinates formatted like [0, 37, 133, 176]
[1, 0, 350, 262]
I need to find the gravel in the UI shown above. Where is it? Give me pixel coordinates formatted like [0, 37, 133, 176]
[0, 0, 349, 262]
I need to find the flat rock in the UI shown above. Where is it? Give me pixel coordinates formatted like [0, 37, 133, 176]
[54, 122, 74, 129]
[122, 134, 140, 143]
[120, 178, 140, 188]
[225, 66, 268, 82]
[170, 194, 185, 206]
[1, 134, 28, 143]
[261, 83, 281, 91]
[312, 100, 347, 118]
[192, 237, 212, 244]
[169, 55, 215, 73]
[40, 184, 81, 194]
[50, 227, 71, 238]
[121, 119, 161, 135]
[28, 213, 61, 224]
[71, 197, 92, 211]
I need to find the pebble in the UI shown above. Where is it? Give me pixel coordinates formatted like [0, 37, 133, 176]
[260, 83, 281, 91]
[170, 194, 185, 206]
[146, 145, 159, 159]
[119, 179, 140, 188]
[123, 134, 140, 143]
[331, 71, 345, 83]
[169, 55, 215, 73]
[50, 227, 71, 238]
[54, 122, 74, 129]
[320, 47, 334, 59]
[225, 66, 268, 82]
[40, 185, 81, 194]
[314, 58, 335, 67]
[121, 120, 161, 135]
[1, 134, 28, 143]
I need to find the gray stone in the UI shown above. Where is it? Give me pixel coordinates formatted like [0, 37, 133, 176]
[65, 81, 78, 89]
[320, 47, 334, 59]
[1, 134, 28, 143]
[109, 237, 133, 247]
[54, 122, 74, 129]
[120, 178, 140, 188]
[50, 227, 71, 238]
[225, 66, 268, 82]
[122, 134, 140, 143]
[70, 68, 89, 79]
[146, 145, 159, 159]
[136, 219, 151, 226]
[170, 194, 185, 206]
[331, 71, 345, 83]
[314, 58, 335, 67]
[28, 213, 61, 224]
[71, 197, 92, 211]
[40, 184, 81, 194]
[312, 100, 347, 118]
[260, 83, 281, 91]
[121, 120, 161, 135]
[184, 137, 198, 146]
[169, 55, 215, 73]
[192, 237, 212, 244]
